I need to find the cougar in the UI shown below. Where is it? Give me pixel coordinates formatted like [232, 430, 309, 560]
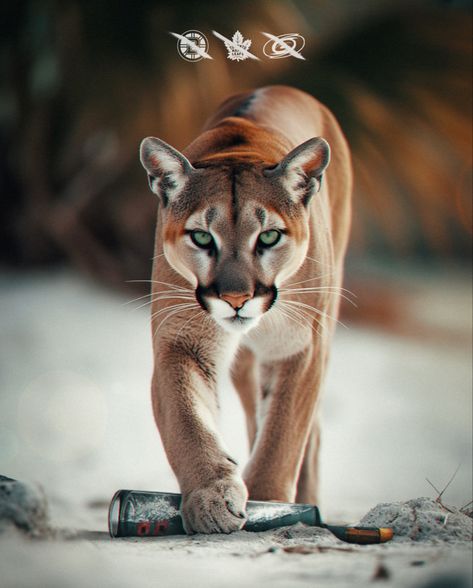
[139, 85, 352, 533]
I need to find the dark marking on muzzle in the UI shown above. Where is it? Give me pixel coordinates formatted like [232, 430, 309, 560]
[196, 282, 278, 313]
[255, 283, 278, 312]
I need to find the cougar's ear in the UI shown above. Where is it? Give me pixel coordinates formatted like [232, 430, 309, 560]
[139, 137, 194, 206]
[265, 137, 330, 205]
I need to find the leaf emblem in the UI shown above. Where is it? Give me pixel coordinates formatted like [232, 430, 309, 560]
[223, 30, 253, 61]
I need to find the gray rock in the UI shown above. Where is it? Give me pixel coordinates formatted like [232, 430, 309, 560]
[0, 475, 51, 537]
[359, 497, 473, 543]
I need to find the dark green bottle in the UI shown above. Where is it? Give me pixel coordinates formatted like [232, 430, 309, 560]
[108, 489, 393, 544]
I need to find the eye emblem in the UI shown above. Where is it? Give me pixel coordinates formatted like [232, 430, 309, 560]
[257, 229, 281, 248]
[191, 230, 214, 249]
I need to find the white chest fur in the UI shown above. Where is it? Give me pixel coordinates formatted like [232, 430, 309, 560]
[241, 308, 312, 362]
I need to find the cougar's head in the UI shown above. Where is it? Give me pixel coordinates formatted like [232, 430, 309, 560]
[140, 137, 330, 334]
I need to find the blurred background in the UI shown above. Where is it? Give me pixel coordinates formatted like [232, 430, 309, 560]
[0, 0, 471, 525]
[2, 0, 471, 284]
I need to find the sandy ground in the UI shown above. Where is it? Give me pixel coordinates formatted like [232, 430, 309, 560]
[0, 267, 471, 587]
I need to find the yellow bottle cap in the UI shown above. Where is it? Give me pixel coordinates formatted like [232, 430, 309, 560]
[379, 527, 394, 542]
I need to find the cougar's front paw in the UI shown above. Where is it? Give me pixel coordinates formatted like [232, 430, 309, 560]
[181, 476, 248, 534]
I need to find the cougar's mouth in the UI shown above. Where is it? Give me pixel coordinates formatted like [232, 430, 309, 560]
[220, 314, 258, 334]
[194, 283, 278, 334]
[225, 315, 253, 325]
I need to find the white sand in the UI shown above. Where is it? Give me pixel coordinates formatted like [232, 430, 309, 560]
[0, 268, 471, 587]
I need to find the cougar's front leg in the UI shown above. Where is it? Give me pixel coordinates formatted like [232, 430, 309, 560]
[295, 414, 321, 504]
[152, 332, 248, 534]
[244, 342, 324, 502]
[231, 347, 259, 450]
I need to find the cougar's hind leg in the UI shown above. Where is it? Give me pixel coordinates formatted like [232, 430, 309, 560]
[295, 417, 321, 504]
[231, 347, 259, 451]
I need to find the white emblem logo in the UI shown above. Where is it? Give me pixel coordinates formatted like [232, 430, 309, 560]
[262, 33, 306, 60]
[212, 30, 260, 62]
[171, 30, 213, 62]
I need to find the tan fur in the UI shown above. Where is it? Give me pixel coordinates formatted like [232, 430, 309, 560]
[140, 86, 352, 534]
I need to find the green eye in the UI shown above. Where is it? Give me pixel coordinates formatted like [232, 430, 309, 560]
[191, 230, 213, 248]
[258, 230, 281, 247]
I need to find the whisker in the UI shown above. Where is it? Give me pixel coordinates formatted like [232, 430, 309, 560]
[151, 302, 197, 320]
[277, 303, 323, 337]
[305, 255, 333, 268]
[151, 307, 197, 327]
[123, 292, 153, 306]
[123, 290, 193, 308]
[283, 272, 336, 288]
[283, 298, 335, 322]
[174, 310, 206, 343]
[150, 294, 195, 300]
[143, 289, 194, 298]
[152, 304, 199, 343]
[127, 279, 192, 293]
[283, 299, 348, 329]
[273, 305, 307, 332]
[151, 304, 199, 320]
[148, 289, 194, 295]
[279, 287, 357, 307]
[133, 295, 194, 312]
[279, 300, 329, 337]
[277, 301, 318, 330]
[305, 255, 322, 264]
[280, 285, 356, 296]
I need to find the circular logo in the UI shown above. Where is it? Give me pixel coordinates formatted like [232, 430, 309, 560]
[176, 30, 210, 62]
[263, 33, 305, 59]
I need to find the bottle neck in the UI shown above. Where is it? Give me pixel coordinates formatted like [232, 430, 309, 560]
[245, 499, 321, 532]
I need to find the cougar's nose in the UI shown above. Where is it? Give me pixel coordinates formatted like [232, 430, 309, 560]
[220, 292, 252, 310]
